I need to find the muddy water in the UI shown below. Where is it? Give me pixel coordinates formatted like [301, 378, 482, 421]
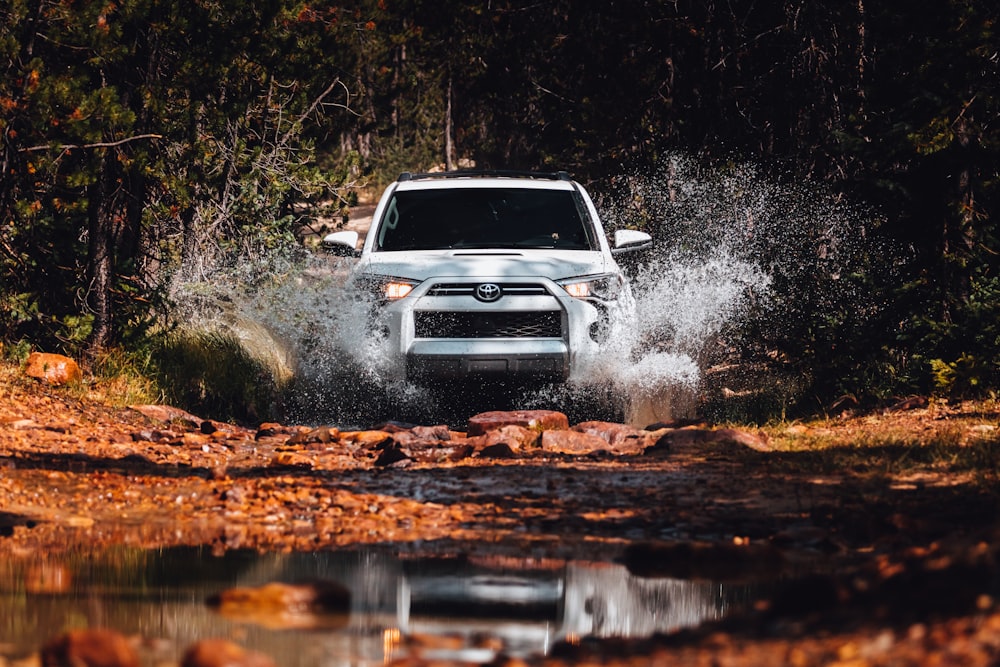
[0, 547, 766, 665]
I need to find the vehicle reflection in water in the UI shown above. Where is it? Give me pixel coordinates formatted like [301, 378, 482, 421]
[0, 548, 763, 665]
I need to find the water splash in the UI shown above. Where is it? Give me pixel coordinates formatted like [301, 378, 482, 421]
[591, 153, 885, 420]
[165, 152, 880, 426]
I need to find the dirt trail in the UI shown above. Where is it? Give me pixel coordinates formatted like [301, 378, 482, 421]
[2, 368, 1000, 665]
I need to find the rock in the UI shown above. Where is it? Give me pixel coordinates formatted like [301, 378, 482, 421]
[471, 425, 541, 457]
[375, 439, 474, 466]
[887, 395, 929, 412]
[207, 581, 350, 614]
[199, 420, 233, 435]
[269, 451, 314, 468]
[390, 424, 452, 446]
[645, 427, 771, 454]
[467, 410, 569, 436]
[374, 442, 411, 467]
[41, 628, 139, 667]
[572, 421, 657, 455]
[130, 429, 178, 444]
[412, 424, 453, 441]
[340, 430, 393, 448]
[371, 420, 419, 433]
[540, 430, 612, 455]
[409, 442, 474, 463]
[128, 404, 203, 428]
[181, 639, 276, 667]
[254, 422, 288, 440]
[478, 442, 517, 458]
[285, 425, 340, 446]
[25, 352, 82, 386]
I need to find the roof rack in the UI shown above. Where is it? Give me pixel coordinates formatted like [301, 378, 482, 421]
[397, 169, 573, 182]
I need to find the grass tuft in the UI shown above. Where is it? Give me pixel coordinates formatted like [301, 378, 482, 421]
[151, 329, 287, 425]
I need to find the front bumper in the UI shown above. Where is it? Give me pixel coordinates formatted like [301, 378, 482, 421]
[407, 339, 569, 381]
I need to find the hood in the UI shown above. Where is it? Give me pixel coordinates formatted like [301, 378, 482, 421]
[358, 249, 610, 282]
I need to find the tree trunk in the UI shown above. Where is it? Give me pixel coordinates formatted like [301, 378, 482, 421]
[85, 153, 117, 354]
[445, 73, 456, 171]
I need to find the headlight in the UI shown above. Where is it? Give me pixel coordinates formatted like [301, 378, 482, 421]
[558, 273, 623, 301]
[361, 275, 420, 301]
[383, 280, 416, 300]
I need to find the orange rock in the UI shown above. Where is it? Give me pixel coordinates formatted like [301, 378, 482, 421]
[466, 410, 569, 436]
[128, 404, 203, 427]
[25, 352, 82, 386]
[341, 430, 393, 447]
[208, 580, 350, 614]
[41, 628, 138, 667]
[540, 429, 611, 455]
[285, 425, 340, 445]
[270, 451, 314, 468]
[469, 424, 540, 455]
[181, 639, 276, 667]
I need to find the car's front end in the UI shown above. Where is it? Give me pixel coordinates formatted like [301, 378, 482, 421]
[346, 171, 646, 387]
[358, 250, 633, 384]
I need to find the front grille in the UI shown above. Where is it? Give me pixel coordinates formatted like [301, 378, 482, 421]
[425, 282, 550, 297]
[414, 311, 562, 338]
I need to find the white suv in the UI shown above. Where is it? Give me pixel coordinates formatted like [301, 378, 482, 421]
[324, 170, 651, 386]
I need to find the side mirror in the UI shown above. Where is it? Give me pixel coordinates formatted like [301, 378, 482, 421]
[322, 230, 360, 257]
[611, 229, 653, 255]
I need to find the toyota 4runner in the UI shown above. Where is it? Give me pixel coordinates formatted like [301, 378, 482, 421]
[324, 170, 652, 386]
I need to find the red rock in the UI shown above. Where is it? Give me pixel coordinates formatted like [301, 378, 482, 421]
[467, 410, 569, 436]
[573, 421, 655, 454]
[390, 425, 452, 446]
[41, 628, 138, 667]
[469, 425, 540, 456]
[411, 424, 452, 441]
[25, 352, 82, 386]
[181, 639, 276, 667]
[541, 430, 612, 455]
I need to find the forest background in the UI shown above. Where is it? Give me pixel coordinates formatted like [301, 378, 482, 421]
[1, 0, 997, 418]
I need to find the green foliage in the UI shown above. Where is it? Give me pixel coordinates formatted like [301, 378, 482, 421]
[1, 0, 358, 353]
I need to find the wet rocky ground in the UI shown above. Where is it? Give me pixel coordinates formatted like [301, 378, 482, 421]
[2, 363, 1000, 666]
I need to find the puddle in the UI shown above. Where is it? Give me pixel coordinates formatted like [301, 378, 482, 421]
[0, 547, 770, 665]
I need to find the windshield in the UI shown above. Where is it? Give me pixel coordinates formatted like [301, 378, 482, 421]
[374, 187, 597, 252]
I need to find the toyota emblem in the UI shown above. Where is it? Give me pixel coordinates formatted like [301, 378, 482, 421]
[475, 283, 502, 302]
